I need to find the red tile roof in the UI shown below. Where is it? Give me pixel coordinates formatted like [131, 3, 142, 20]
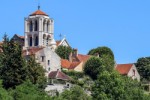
[69, 62, 81, 69]
[116, 64, 133, 75]
[48, 70, 70, 80]
[61, 59, 71, 69]
[56, 41, 61, 46]
[77, 54, 91, 63]
[30, 10, 48, 16]
[22, 47, 43, 56]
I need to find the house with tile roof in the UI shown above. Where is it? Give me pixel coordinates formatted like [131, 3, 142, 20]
[61, 49, 91, 72]
[115, 63, 140, 81]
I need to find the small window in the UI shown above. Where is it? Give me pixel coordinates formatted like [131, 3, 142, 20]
[41, 56, 45, 62]
[133, 69, 135, 76]
[48, 67, 50, 71]
[29, 37, 32, 46]
[48, 60, 50, 65]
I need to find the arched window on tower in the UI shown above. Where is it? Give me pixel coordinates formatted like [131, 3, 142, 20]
[43, 20, 46, 32]
[29, 37, 32, 46]
[35, 36, 39, 46]
[47, 21, 50, 33]
[29, 21, 33, 32]
[35, 20, 38, 31]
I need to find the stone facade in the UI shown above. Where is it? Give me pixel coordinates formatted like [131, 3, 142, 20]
[22, 8, 61, 77]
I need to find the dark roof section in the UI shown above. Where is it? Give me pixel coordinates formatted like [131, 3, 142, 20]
[49, 70, 70, 80]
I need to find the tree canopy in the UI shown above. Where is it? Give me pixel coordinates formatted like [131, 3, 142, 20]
[136, 57, 150, 82]
[0, 80, 13, 100]
[26, 56, 47, 89]
[10, 81, 51, 100]
[0, 35, 27, 89]
[84, 57, 103, 80]
[88, 46, 115, 71]
[58, 85, 91, 100]
[55, 45, 72, 60]
[92, 71, 148, 100]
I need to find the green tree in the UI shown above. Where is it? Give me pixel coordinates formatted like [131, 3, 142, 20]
[84, 57, 103, 80]
[92, 71, 148, 100]
[88, 46, 115, 71]
[0, 35, 27, 89]
[55, 46, 72, 60]
[0, 80, 13, 100]
[136, 57, 150, 82]
[26, 56, 47, 89]
[59, 85, 91, 100]
[10, 81, 51, 100]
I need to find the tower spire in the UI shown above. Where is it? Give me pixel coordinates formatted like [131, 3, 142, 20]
[38, 3, 40, 10]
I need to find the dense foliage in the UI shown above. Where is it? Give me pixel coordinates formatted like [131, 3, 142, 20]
[0, 35, 27, 89]
[58, 85, 92, 100]
[136, 57, 150, 82]
[88, 46, 115, 71]
[55, 45, 72, 60]
[10, 81, 51, 100]
[84, 57, 104, 80]
[26, 56, 47, 88]
[92, 71, 149, 100]
[0, 80, 13, 100]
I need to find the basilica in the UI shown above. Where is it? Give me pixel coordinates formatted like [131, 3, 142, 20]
[11, 7, 70, 78]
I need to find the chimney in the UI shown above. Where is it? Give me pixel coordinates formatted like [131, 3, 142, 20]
[95, 53, 99, 57]
[69, 52, 73, 62]
[73, 48, 78, 56]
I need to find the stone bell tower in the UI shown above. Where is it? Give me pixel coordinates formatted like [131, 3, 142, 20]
[24, 6, 56, 50]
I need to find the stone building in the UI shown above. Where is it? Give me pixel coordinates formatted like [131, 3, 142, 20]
[22, 7, 62, 77]
[115, 63, 140, 81]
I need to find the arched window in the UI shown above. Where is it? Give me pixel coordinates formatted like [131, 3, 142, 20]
[29, 37, 32, 46]
[29, 21, 33, 32]
[47, 21, 50, 32]
[35, 20, 38, 31]
[43, 20, 46, 32]
[35, 36, 38, 46]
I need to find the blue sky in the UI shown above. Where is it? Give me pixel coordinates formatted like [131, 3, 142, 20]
[0, 0, 150, 64]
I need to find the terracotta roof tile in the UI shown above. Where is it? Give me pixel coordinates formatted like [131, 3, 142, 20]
[56, 41, 61, 46]
[69, 62, 81, 69]
[77, 54, 91, 63]
[116, 64, 133, 75]
[61, 59, 71, 68]
[30, 10, 48, 16]
[49, 70, 70, 80]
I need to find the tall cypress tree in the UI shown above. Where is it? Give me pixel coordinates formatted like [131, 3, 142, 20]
[0, 35, 27, 89]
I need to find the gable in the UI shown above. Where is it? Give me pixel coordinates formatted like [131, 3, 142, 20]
[116, 64, 133, 75]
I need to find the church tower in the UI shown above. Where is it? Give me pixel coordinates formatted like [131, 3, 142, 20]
[24, 7, 56, 50]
